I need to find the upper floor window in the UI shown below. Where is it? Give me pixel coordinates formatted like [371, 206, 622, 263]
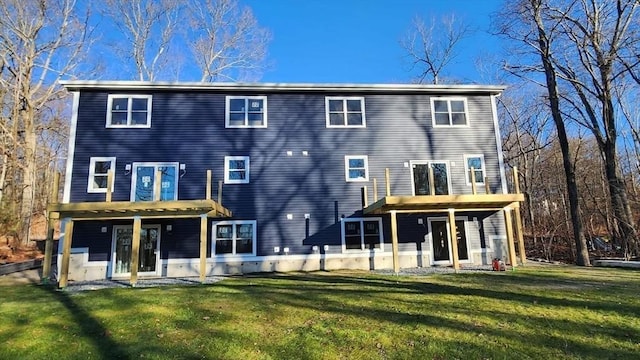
[226, 96, 267, 128]
[431, 98, 468, 127]
[464, 154, 486, 185]
[224, 156, 250, 184]
[212, 220, 257, 256]
[345, 155, 369, 182]
[342, 218, 383, 251]
[326, 97, 366, 127]
[87, 157, 116, 193]
[106, 95, 152, 128]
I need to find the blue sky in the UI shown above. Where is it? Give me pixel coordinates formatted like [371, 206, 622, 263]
[245, 0, 503, 83]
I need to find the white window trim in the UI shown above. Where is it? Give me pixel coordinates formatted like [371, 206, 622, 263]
[430, 97, 469, 128]
[345, 155, 369, 182]
[427, 216, 472, 265]
[224, 156, 250, 184]
[212, 220, 257, 256]
[110, 224, 161, 278]
[325, 96, 366, 128]
[130, 162, 179, 201]
[225, 96, 268, 128]
[341, 217, 384, 252]
[87, 157, 116, 193]
[106, 94, 153, 128]
[409, 160, 453, 195]
[464, 154, 486, 185]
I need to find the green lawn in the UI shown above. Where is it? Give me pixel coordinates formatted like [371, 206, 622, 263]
[1, 265, 639, 359]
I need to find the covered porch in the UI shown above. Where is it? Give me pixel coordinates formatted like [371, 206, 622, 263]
[43, 170, 232, 288]
[360, 168, 526, 272]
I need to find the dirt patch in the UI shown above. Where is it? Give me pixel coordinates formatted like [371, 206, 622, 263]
[0, 215, 57, 264]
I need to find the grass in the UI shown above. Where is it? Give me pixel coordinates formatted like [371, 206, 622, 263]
[0, 265, 639, 359]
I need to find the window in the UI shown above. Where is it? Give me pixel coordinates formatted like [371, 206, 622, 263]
[87, 157, 116, 193]
[342, 218, 383, 251]
[411, 161, 451, 195]
[345, 155, 369, 182]
[130, 162, 179, 201]
[212, 221, 256, 255]
[431, 98, 468, 127]
[326, 97, 366, 127]
[226, 96, 267, 128]
[224, 156, 250, 184]
[464, 155, 486, 185]
[106, 95, 152, 128]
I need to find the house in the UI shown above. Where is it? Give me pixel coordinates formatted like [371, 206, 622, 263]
[43, 81, 525, 287]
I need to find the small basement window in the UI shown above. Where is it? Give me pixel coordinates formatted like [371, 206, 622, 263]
[342, 218, 383, 251]
[212, 220, 257, 255]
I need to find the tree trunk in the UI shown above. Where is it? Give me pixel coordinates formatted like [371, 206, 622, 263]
[19, 108, 37, 245]
[532, 0, 590, 265]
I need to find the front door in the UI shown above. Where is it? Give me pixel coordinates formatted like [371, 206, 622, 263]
[112, 225, 161, 277]
[429, 218, 470, 264]
[411, 161, 450, 195]
[131, 163, 178, 201]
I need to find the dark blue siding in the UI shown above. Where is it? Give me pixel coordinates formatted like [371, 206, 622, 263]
[69, 89, 504, 257]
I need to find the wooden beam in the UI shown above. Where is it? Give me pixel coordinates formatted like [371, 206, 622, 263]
[206, 170, 212, 200]
[105, 169, 113, 202]
[199, 215, 208, 282]
[513, 166, 521, 194]
[484, 177, 490, 194]
[154, 169, 162, 201]
[503, 207, 517, 268]
[514, 204, 527, 265]
[218, 180, 223, 205]
[390, 210, 399, 274]
[42, 172, 60, 284]
[470, 167, 477, 195]
[429, 166, 435, 196]
[373, 178, 378, 202]
[58, 219, 74, 288]
[362, 194, 526, 214]
[448, 209, 460, 272]
[385, 168, 391, 196]
[361, 186, 368, 208]
[130, 216, 141, 286]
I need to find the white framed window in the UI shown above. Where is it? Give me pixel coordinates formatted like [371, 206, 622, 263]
[106, 94, 152, 128]
[345, 155, 369, 182]
[326, 97, 366, 127]
[464, 154, 486, 185]
[341, 217, 383, 252]
[212, 220, 257, 256]
[431, 97, 468, 127]
[226, 96, 267, 128]
[224, 156, 250, 184]
[87, 157, 116, 193]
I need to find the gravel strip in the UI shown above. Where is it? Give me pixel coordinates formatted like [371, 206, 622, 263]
[64, 276, 226, 292]
[375, 265, 496, 275]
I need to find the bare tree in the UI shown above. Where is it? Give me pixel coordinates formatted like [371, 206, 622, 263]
[100, 0, 181, 81]
[0, 0, 91, 245]
[401, 14, 472, 84]
[495, 0, 592, 265]
[186, 0, 271, 82]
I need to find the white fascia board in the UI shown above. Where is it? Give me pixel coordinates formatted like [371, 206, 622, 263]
[59, 80, 506, 95]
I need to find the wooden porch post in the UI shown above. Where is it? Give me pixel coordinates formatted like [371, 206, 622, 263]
[390, 210, 399, 273]
[429, 166, 435, 196]
[43, 172, 60, 284]
[130, 216, 142, 286]
[512, 167, 526, 265]
[373, 178, 378, 202]
[105, 169, 114, 202]
[361, 186, 368, 208]
[199, 214, 208, 282]
[503, 207, 517, 268]
[448, 209, 460, 272]
[154, 169, 162, 201]
[385, 168, 391, 196]
[58, 218, 74, 288]
[470, 167, 477, 195]
[206, 170, 212, 200]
